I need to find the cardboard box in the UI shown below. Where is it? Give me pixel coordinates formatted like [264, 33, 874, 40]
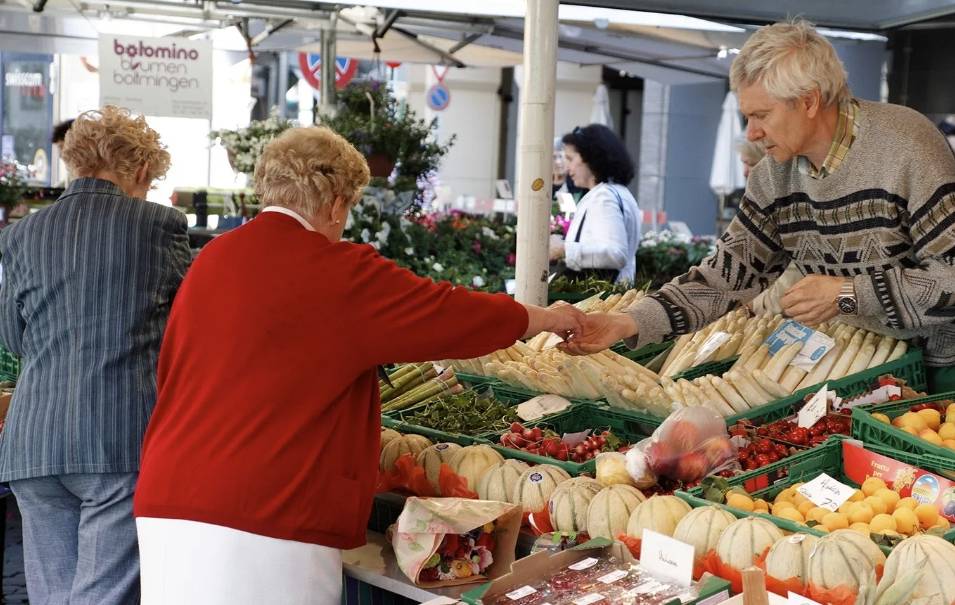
[461, 539, 731, 605]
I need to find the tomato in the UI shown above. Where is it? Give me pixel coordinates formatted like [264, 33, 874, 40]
[756, 440, 774, 454]
[755, 453, 773, 466]
[789, 427, 809, 445]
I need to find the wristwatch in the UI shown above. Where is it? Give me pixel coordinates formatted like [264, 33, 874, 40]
[837, 280, 858, 315]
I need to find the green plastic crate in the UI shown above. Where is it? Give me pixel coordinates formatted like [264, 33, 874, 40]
[455, 372, 500, 387]
[0, 346, 19, 382]
[671, 356, 739, 381]
[488, 402, 657, 476]
[724, 348, 927, 426]
[852, 393, 955, 478]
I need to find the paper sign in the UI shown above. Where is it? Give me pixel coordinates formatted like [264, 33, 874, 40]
[569, 557, 599, 571]
[506, 586, 537, 600]
[836, 385, 901, 410]
[557, 192, 577, 214]
[788, 591, 823, 605]
[765, 320, 835, 372]
[798, 385, 829, 429]
[797, 473, 856, 511]
[598, 569, 629, 584]
[641, 529, 694, 587]
[693, 331, 731, 366]
[495, 179, 513, 199]
[99, 35, 213, 119]
[573, 594, 606, 605]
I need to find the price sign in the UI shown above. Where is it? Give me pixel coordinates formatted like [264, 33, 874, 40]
[765, 320, 835, 371]
[789, 591, 824, 605]
[798, 385, 829, 428]
[797, 473, 856, 511]
[640, 529, 694, 587]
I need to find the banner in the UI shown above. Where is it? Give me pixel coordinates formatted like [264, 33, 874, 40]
[98, 34, 213, 119]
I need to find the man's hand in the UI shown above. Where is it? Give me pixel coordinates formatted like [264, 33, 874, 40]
[549, 234, 565, 261]
[557, 312, 638, 355]
[780, 275, 846, 326]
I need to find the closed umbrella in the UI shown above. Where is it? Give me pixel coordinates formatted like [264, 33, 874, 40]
[709, 91, 746, 196]
[589, 84, 613, 128]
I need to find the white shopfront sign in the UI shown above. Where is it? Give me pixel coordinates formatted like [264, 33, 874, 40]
[98, 34, 213, 119]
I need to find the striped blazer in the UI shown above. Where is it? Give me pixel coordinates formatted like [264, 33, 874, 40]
[0, 178, 191, 481]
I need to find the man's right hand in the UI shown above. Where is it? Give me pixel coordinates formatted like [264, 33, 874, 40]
[558, 312, 638, 356]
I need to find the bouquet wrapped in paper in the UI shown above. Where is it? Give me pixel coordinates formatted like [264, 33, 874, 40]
[392, 497, 521, 588]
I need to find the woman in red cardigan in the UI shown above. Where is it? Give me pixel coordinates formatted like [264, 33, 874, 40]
[133, 126, 583, 604]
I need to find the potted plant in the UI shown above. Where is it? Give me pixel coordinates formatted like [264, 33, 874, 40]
[209, 109, 295, 181]
[0, 162, 26, 227]
[321, 81, 454, 207]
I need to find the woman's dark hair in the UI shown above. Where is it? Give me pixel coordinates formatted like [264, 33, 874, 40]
[561, 124, 635, 186]
[52, 119, 75, 144]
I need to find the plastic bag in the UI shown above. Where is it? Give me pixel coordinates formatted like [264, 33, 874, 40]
[628, 407, 738, 486]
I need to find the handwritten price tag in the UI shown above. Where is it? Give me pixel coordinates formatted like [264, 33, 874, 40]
[797, 473, 856, 511]
[641, 529, 694, 587]
[798, 385, 829, 429]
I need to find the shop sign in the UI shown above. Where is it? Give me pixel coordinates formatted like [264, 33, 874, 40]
[98, 34, 213, 119]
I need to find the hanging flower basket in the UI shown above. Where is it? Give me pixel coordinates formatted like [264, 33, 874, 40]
[367, 153, 396, 178]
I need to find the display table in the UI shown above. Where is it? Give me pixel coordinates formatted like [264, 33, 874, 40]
[343, 530, 466, 604]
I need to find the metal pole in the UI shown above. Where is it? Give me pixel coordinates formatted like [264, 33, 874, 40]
[319, 15, 337, 117]
[514, 0, 558, 306]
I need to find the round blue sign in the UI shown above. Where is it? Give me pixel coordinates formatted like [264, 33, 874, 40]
[426, 83, 451, 111]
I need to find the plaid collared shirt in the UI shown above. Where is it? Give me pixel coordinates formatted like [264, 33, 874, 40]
[798, 98, 860, 179]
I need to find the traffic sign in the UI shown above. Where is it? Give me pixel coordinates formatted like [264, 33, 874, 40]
[297, 53, 358, 90]
[426, 82, 450, 111]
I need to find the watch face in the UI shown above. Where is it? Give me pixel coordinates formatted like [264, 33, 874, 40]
[838, 297, 858, 314]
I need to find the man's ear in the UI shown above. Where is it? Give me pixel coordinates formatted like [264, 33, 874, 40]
[135, 164, 149, 186]
[804, 89, 822, 118]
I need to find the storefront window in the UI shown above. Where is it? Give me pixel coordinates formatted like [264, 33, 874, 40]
[1, 53, 54, 186]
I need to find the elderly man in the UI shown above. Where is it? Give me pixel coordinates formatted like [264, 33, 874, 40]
[563, 19, 955, 392]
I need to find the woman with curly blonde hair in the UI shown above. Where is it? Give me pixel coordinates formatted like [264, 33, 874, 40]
[133, 126, 582, 603]
[0, 105, 191, 605]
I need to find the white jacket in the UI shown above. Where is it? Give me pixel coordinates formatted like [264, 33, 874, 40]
[564, 182, 641, 283]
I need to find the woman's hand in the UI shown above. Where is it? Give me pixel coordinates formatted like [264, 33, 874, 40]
[522, 302, 585, 340]
[557, 312, 638, 355]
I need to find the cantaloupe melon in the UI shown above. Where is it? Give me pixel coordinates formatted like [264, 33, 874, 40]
[416, 442, 462, 494]
[876, 534, 955, 605]
[625, 495, 692, 540]
[514, 465, 571, 513]
[585, 485, 646, 540]
[673, 505, 737, 568]
[549, 477, 602, 533]
[448, 445, 504, 491]
[764, 534, 820, 592]
[476, 459, 529, 503]
[380, 434, 432, 472]
[825, 529, 886, 571]
[715, 517, 785, 571]
[805, 533, 876, 599]
[380, 427, 401, 451]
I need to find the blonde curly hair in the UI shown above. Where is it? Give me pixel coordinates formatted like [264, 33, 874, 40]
[254, 126, 370, 219]
[61, 106, 171, 186]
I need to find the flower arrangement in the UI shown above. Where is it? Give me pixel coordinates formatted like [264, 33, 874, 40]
[322, 81, 454, 208]
[208, 109, 296, 179]
[417, 522, 496, 582]
[636, 230, 716, 288]
[344, 188, 516, 291]
[0, 161, 27, 222]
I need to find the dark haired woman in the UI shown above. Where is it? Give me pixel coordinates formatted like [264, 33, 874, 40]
[549, 124, 641, 284]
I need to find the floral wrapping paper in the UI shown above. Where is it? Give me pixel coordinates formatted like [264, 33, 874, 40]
[393, 497, 520, 587]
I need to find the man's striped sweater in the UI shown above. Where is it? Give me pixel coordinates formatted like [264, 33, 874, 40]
[628, 99, 955, 367]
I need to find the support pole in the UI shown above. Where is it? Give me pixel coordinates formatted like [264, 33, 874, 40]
[319, 16, 337, 117]
[514, 0, 558, 306]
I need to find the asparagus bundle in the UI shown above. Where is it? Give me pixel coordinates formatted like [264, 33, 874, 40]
[380, 365, 462, 413]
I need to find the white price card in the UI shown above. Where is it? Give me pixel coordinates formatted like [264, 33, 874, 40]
[598, 569, 629, 584]
[641, 529, 694, 587]
[573, 594, 606, 605]
[568, 557, 599, 571]
[798, 385, 829, 429]
[788, 591, 823, 605]
[693, 331, 731, 366]
[797, 473, 856, 511]
[506, 586, 537, 600]
[765, 320, 835, 371]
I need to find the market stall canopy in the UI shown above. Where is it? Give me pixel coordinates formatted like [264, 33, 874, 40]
[568, 0, 955, 30]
